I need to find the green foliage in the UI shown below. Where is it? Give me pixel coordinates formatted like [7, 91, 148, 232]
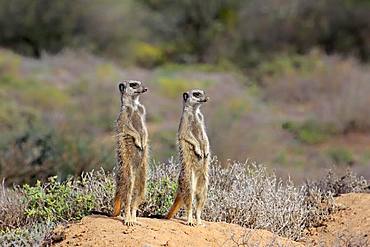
[0, 75, 70, 111]
[133, 42, 165, 68]
[0, 126, 115, 185]
[0, 0, 84, 57]
[362, 151, 370, 163]
[274, 152, 288, 165]
[1, 0, 370, 64]
[142, 177, 177, 216]
[0, 49, 21, 76]
[138, 0, 240, 63]
[254, 53, 320, 81]
[157, 77, 211, 98]
[23, 177, 95, 222]
[327, 148, 354, 165]
[282, 120, 337, 144]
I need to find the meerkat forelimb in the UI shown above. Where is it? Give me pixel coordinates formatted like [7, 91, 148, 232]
[113, 80, 149, 226]
[166, 89, 210, 226]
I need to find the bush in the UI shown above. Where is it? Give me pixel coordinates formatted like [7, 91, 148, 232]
[1, 159, 368, 244]
[204, 159, 337, 240]
[156, 77, 211, 99]
[282, 120, 337, 144]
[23, 177, 94, 222]
[133, 42, 165, 68]
[264, 53, 370, 134]
[327, 148, 354, 166]
[308, 169, 369, 197]
[0, 127, 113, 186]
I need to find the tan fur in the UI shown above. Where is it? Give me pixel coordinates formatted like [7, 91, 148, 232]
[113, 80, 149, 226]
[166, 89, 210, 226]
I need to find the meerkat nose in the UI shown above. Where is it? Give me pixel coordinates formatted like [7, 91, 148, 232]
[143, 87, 148, 92]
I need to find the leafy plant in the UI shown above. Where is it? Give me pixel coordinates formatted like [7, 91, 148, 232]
[327, 148, 354, 165]
[23, 176, 95, 222]
[282, 120, 337, 144]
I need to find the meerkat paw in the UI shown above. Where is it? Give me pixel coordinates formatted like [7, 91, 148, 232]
[186, 221, 196, 227]
[124, 219, 135, 226]
[134, 140, 143, 150]
[194, 147, 202, 159]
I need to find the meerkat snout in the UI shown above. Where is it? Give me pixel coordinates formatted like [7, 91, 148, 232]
[183, 89, 209, 105]
[119, 80, 148, 96]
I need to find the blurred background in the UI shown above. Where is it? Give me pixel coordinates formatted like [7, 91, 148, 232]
[1, 0, 370, 186]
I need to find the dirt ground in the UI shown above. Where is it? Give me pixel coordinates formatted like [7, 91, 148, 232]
[52, 216, 301, 247]
[52, 193, 370, 247]
[304, 193, 370, 246]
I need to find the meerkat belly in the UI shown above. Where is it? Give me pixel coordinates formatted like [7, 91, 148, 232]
[181, 142, 199, 164]
[131, 111, 146, 134]
[117, 134, 143, 165]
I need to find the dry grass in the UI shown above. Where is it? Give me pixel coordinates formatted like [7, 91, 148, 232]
[263, 52, 370, 133]
[1, 158, 368, 245]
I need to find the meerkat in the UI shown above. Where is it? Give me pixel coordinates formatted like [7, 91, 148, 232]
[113, 80, 149, 226]
[166, 89, 210, 226]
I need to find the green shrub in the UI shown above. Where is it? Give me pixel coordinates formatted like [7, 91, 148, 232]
[0, 49, 21, 77]
[255, 53, 319, 81]
[282, 120, 337, 144]
[327, 148, 354, 165]
[157, 77, 211, 98]
[141, 177, 177, 216]
[23, 177, 95, 222]
[133, 42, 165, 68]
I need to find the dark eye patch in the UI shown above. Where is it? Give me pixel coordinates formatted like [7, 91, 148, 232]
[129, 82, 139, 89]
[193, 92, 201, 98]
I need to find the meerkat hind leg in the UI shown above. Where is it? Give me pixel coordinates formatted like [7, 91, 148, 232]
[131, 163, 146, 224]
[195, 175, 207, 226]
[195, 190, 206, 226]
[184, 180, 195, 226]
[123, 178, 135, 226]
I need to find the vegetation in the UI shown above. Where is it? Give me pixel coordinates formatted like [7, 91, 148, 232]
[1, 159, 368, 245]
[282, 120, 337, 144]
[1, 0, 370, 65]
[0, 1, 370, 245]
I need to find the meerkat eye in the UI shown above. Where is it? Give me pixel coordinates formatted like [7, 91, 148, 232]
[193, 92, 201, 98]
[129, 82, 139, 89]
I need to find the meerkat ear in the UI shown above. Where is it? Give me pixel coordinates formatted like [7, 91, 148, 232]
[183, 92, 189, 102]
[118, 82, 126, 93]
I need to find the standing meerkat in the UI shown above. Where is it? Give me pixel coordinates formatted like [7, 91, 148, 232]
[113, 80, 149, 226]
[166, 89, 210, 226]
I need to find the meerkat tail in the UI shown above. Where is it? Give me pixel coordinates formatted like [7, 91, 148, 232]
[112, 195, 122, 217]
[166, 195, 182, 219]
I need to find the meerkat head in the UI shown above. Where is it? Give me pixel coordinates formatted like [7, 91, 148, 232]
[183, 89, 209, 108]
[118, 80, 148, 99]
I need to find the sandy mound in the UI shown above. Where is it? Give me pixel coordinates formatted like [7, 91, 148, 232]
[52, 193, 370, 246]
[305, 193, 370, 246]
[52, 216, 301, 247]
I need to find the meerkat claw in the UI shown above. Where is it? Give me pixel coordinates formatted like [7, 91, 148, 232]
[187, 221, 196, 227]
[124, 220, 135, 227]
